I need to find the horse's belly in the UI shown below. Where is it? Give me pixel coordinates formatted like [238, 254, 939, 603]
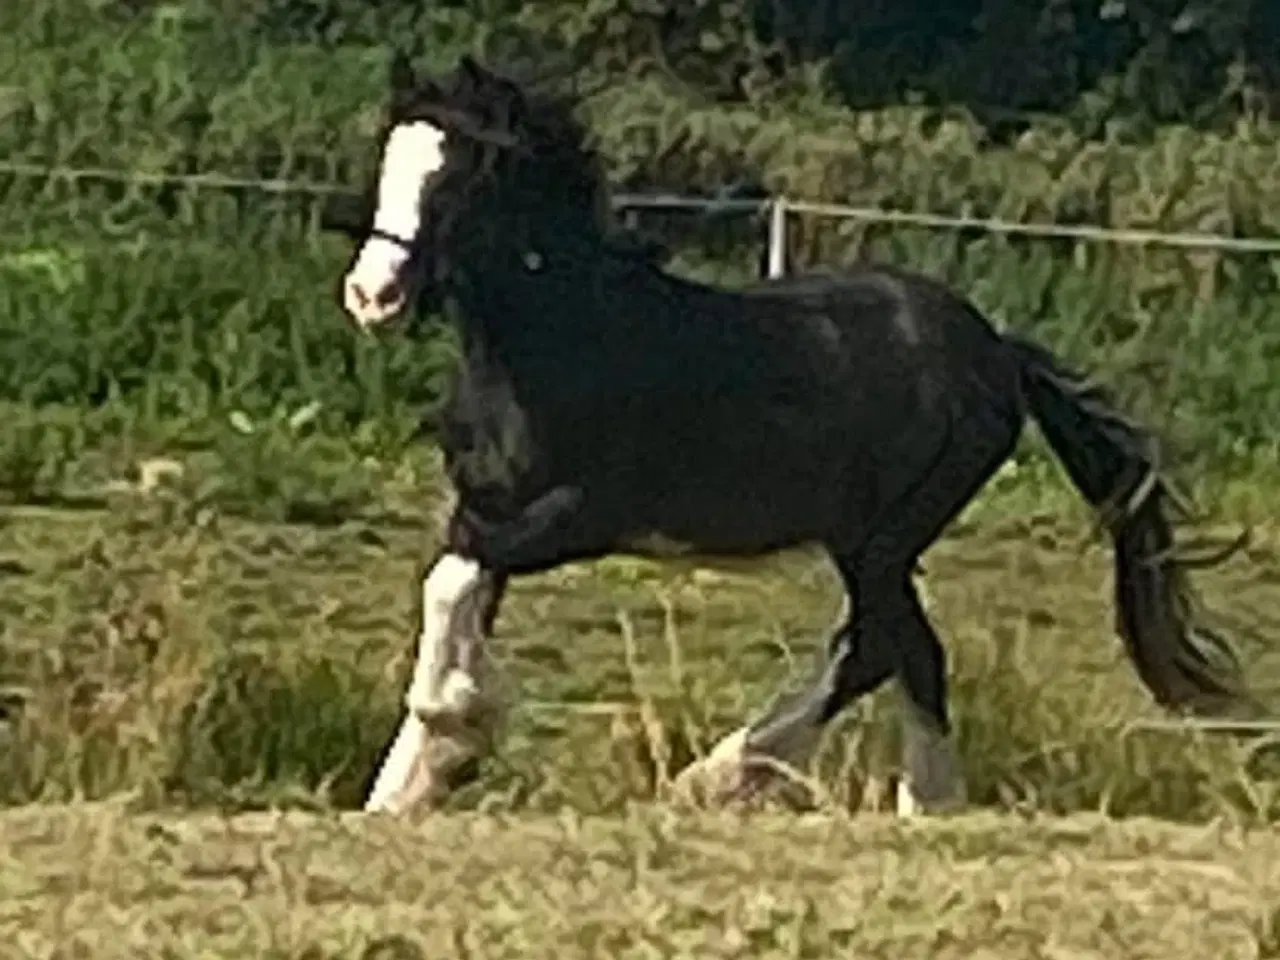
[616, 469, 845, 557]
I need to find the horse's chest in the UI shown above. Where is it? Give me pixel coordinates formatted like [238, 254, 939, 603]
[439, 391, 540, 495]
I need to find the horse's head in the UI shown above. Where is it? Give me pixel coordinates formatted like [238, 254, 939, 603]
[325, 52, 602, 331]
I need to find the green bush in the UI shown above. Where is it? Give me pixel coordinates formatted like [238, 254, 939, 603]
[1, 0, 1278, 471]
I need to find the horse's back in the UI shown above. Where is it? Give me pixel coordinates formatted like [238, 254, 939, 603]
[740, 261, 1020, 405]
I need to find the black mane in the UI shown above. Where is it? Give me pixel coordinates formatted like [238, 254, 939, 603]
[405, 57, 655, 281]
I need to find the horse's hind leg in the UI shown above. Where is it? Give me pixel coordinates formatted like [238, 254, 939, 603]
[854, 567, 966, 816]
[861, 415, 1021, 816]
[768, 560, 967, 817]
[671, 562, 963, 814]
[677, 405, 1019, 813]
[671, 568, 898, 806]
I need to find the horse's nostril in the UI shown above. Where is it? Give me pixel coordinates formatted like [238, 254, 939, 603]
[348, 280, 371, 309]
[374, 282, 402, 308]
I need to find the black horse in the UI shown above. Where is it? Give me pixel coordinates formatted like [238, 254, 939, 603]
[321, 52, 1245, 815]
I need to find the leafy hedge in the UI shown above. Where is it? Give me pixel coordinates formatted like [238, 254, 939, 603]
[8, 4, 1280, 235]
[1, 0, 1279, 467]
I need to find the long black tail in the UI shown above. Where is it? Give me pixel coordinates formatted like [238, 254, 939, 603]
[1008, 335, 1246, 716]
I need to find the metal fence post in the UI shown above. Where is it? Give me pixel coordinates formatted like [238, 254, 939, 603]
[767, 197, 788, 278]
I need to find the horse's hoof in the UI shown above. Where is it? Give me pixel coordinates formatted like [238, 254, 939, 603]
[669, 726, 811, 809]
[894, 775, 967, 819]
[364, 685, 502, 817]
[670, 726, 755, 807]
[363, 729, 482, 815]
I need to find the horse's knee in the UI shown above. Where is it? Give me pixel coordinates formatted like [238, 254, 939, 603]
[422, 553, 485, 621]
[406, 553, 492, 722]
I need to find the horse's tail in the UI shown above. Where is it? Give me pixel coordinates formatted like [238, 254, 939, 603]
[1008, 335, 1246, 715]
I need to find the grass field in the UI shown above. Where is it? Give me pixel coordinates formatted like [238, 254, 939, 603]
[5, 5, 1280, 952]
[3, 448, 1280, 957]
[2, 804, 1278, 959]
[3, 449, 1280, 815]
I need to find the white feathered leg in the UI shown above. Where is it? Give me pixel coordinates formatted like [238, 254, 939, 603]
[365, 553, 503, 814]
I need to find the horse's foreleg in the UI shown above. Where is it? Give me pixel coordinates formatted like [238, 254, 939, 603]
[365, 487, 590, 814]
[365, 550, 507, 814]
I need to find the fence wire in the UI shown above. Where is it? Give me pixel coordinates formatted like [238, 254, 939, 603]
[6, 159, 1280, 254]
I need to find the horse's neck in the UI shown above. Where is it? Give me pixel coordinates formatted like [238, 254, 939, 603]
[446, 251, 600, 346]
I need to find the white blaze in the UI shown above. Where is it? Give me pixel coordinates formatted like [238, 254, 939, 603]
[343, 120, 446, 329]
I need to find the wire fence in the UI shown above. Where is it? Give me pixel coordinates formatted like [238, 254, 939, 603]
[0, 160, 349, 196]
[8, 159, 1280, 281]
[5, 157, 1279, 736]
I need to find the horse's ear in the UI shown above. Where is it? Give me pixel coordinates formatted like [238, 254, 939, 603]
[425, 107, 521, 148]
[458, 55, 490, 88]
[389, 49, 416, 93]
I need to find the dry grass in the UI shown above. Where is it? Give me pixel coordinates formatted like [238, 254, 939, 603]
[2, 457, 1280, 820]
[3, 456, 1280, 957]
[1, 803, 1278, 959]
